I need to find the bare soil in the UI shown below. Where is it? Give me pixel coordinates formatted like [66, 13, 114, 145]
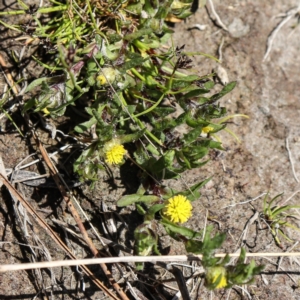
[1, 0, 300, 299]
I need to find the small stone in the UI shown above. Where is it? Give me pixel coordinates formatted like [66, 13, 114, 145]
[228, 18, 250, 38]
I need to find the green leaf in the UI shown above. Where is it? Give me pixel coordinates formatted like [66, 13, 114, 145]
[173, 74, 201, 82]
[145, 204, 165, 221]
[267, 193, 283, 208]
[185, 114, 207, 128]
[136, 204, 146, 215]
[155, 0, 173, 18]
[134, 223, 159, 270]
[184, 146, 208, 161]
[183, 127, 202, 143]
[126, 105, 137, 115]
[171, 79, 198, 90]
[180, 88, 210, 101]
[271, 205, 300, 218]
[25, 77, 49, 92]
[237, 248, 246, 264]
[146, 143, 160, 156]
[150, 150, 175, 173]
[277, 228, 293, 242]
[161, 218, 201, 239]
[154, 112, 186, 131]
[190, 159, 210, 169]
[204, 81, 215, 89]
[117, 194, 160, 207]
[197, 97, 210, 104]
[126, 2, 143, 14]
[175, 151, 192, 169]
[180, 177, 211, 201]
[198, 139, 224, 150]
[175, 10, 193, 19]
[120, 56, 146, 72]
[200, 226, 226, 259]
[85, 106, 95, 116]
[118, 128, 146, 144]
[208, 81, 236, 103]
[124, 28, 153, 41]
[87, 60, 97, 72]
[152, 106, 176, 117]
[22, 98, 36, 113]
[185, 239, 204, 254]
[74, 117, 97, 133]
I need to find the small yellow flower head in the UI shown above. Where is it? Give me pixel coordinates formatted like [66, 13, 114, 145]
[103, 140, 127, 165]
[42, 107, 50, 115]
[206, 266, 227, 289]
[162, 195, 192, 223]
[202, 126, 214, 134]
[96, 67, 119, 86]
[96, 74, 107, 85]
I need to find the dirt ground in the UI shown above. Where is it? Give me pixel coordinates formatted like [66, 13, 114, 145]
[1, 0, 300, 299]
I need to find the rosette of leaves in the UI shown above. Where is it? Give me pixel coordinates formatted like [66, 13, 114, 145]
[19, 0, 237, 185]
[261, 193, 300, 248]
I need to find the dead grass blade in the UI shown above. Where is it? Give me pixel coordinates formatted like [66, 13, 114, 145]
[31, 130, 129, 300]
[2, 252, 300, 272]
[0, 173, 120, 300]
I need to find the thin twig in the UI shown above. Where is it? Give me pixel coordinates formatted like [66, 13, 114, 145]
[207, 0, 228, 31]
[263, 5, 300, 61]
[281, 189, 300, 206]
[223, 192, 267, 208]
[233, 285, 252, 300]
[273, 241, 299, 282]
[6, 144, 73, 174]
[0, 173, 120, 300]
[3, 252, 300, 272]
[0, 53, 20, 95]
[238, 211, 259, 249]
[218, 36, 225, 62]
[262, 256, 298, 284]
[286, 137, 299, 183]
[31, 131, 128, 300]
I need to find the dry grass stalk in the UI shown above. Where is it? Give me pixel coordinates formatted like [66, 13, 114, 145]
[2, 252, 300, 272]
[31, 131, 129, 300]
[0, 173, 120, 300]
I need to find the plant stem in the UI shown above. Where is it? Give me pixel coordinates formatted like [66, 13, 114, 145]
[2, 252, 300, 272]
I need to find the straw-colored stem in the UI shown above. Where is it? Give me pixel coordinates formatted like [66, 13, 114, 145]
[1, 252, 300, 272]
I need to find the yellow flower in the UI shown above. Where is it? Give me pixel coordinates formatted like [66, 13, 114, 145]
[96, 74, 107, 85]
[202, 126, 214, 134]
[104, 140, 127, 165]
[96, 67, 119, 86]
[206, 266, 227, 289]
[162, 195, 192, 223]
[42, 107, 50, 115]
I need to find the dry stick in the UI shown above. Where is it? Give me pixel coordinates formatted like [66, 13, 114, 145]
[206, 0, 228, 31]
[263, 5, 300, 61]
[238, 211, 259, 250]
[0, 173, 119, 300]
[280, 189, 300, 206]
[31, 132, 129, 300]
[274, 241, 299, 282]
[286, 137, 299, 183]
[223, 192, 267, 209]
[0, 54, 19, 95]
[262, 256, 298, 285]
[2, 252, 300, 272]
